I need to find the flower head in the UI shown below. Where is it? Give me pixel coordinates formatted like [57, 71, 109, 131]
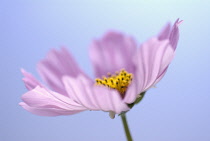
[20, 19, 182, 118]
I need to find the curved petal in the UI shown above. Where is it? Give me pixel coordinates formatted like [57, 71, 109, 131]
[37, 47, 89, 96]
[135, 38, 175, 93]
[152, 19, 182, 85]
[158, 19, 182, 50]
[123, 77, 139, 104]
[21, 69, 43, 90]
[89, 31, 137, 78]
[158, 22, 171, 40]
[20, 86, 86, 116]
[20, 102, 82, 116]
[63, 75, 129, 114]
[169, 18, 183, 50]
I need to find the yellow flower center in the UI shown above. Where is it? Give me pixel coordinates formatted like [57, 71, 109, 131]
[95, 69, 133, 96]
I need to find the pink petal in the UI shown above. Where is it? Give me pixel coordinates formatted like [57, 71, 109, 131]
[20, 86, 86, 116]
[63, 75, 129, 114]
[21, 69, 43, 90]
[123, 77, 139, 104]
[152, 19, 182, 85]
[89, 31, 137, 78]
[37, 47, 89, 96]
[158, 19, 182, 50]
[169, 18, 182, 50]
[158, 23, 171, 40]
[135, 38, 174, 93]
[20, 102, 82, 116]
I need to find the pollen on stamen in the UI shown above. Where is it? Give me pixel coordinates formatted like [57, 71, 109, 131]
[95, 69, 133, 95]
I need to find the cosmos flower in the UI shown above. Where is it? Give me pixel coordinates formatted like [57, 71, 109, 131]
[20, 19, 182, 118]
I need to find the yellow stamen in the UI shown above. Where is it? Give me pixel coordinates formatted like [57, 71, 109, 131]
[95, 69, 133, 95]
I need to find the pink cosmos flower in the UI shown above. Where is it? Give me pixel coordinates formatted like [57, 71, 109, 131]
[20, 19, 182, 118]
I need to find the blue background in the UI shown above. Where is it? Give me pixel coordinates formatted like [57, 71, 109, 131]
[1, 0, 210, 141]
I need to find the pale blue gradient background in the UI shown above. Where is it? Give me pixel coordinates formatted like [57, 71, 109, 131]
[1, 0, 210, 141]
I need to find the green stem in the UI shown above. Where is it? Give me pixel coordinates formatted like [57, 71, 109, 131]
[121, 113, 133, 141]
